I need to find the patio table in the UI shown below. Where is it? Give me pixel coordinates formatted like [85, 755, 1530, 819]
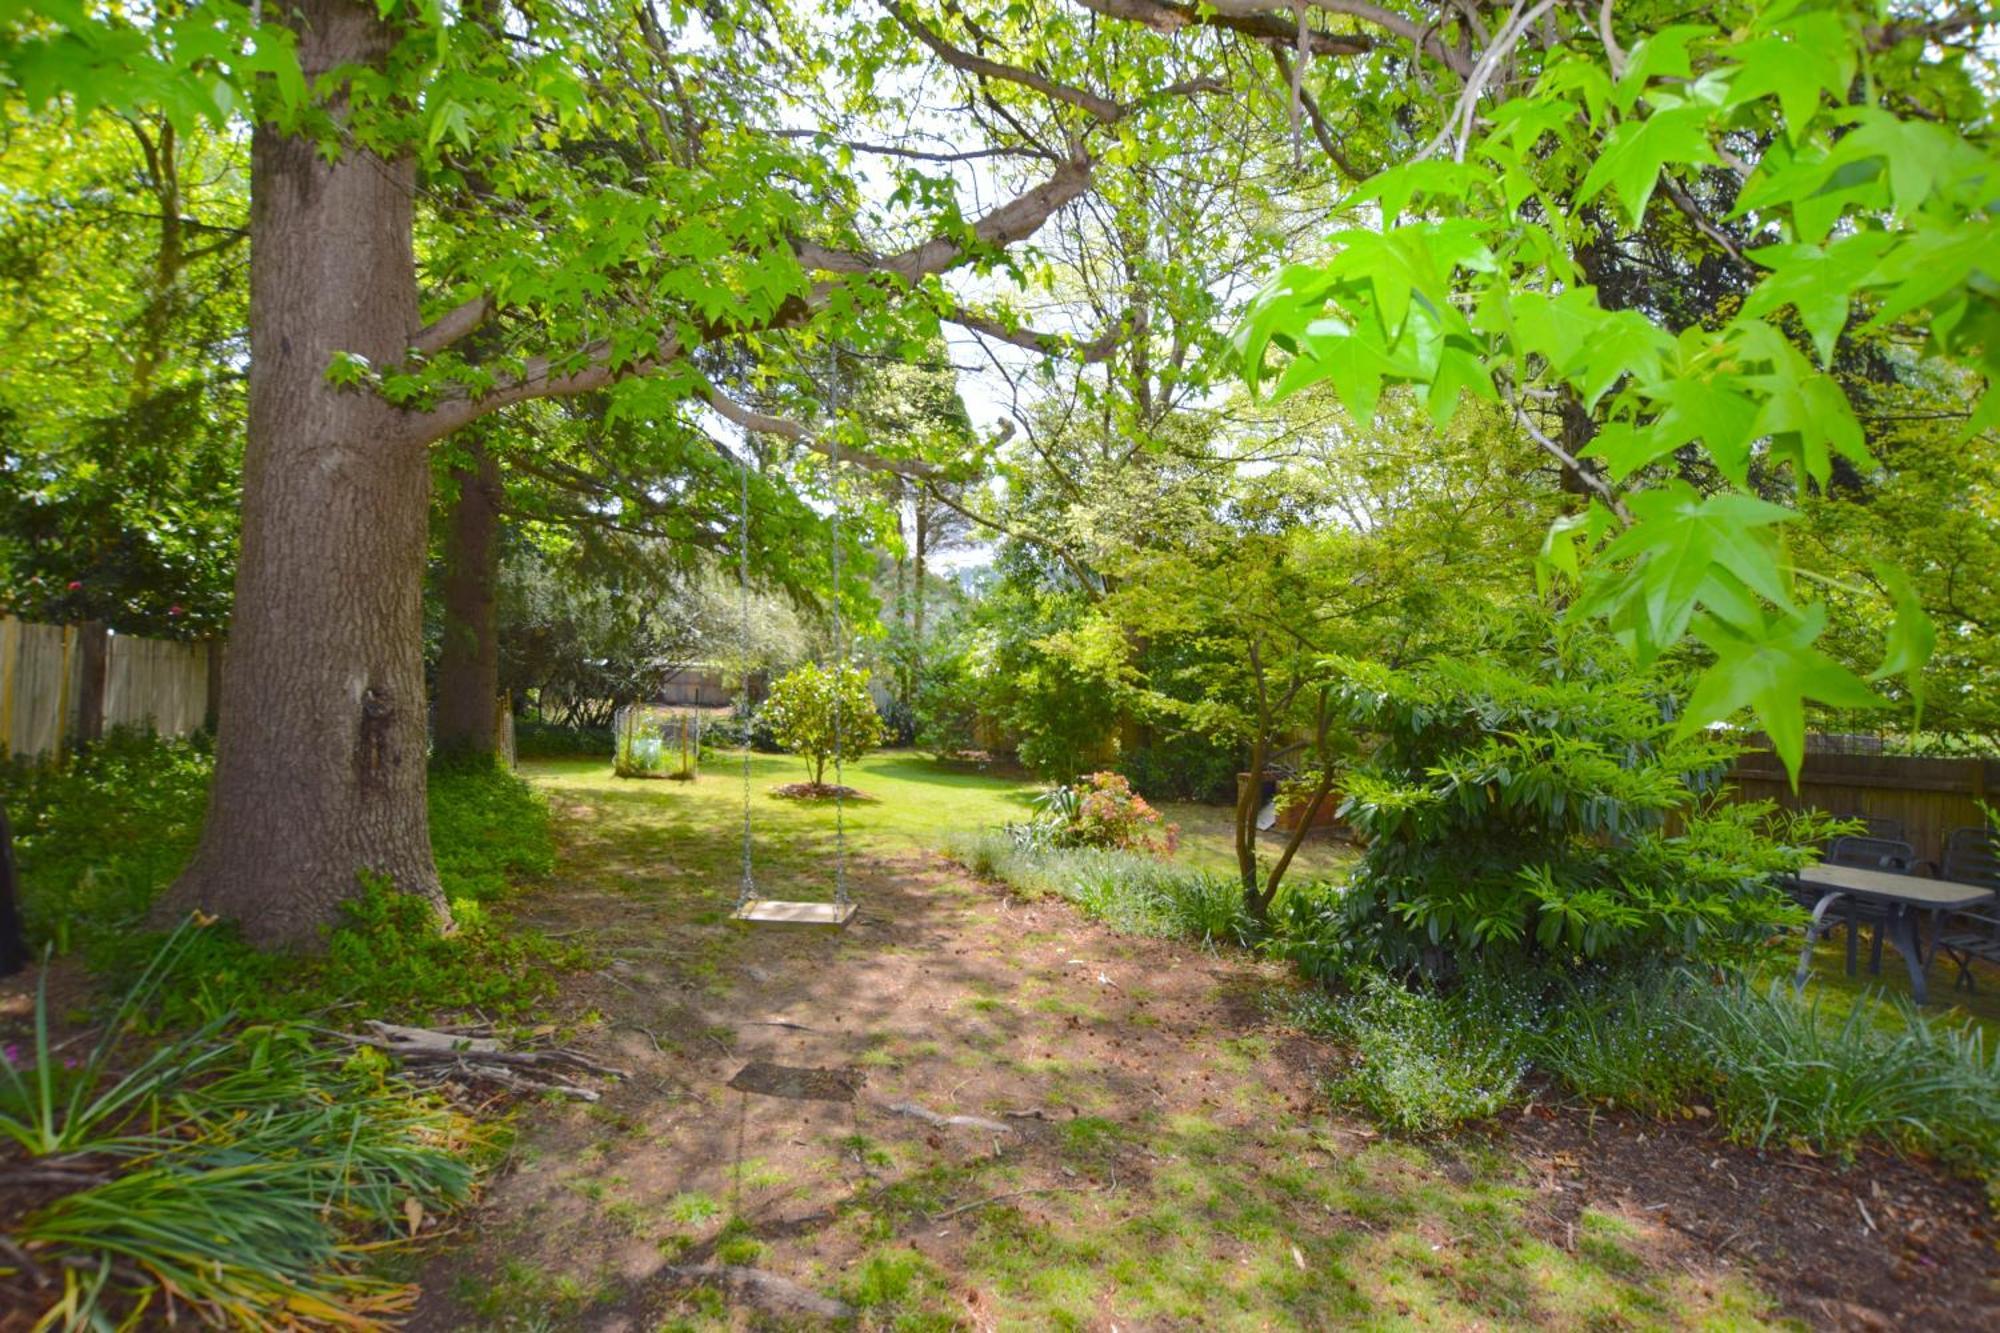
[1788, 863, 1996, 1005]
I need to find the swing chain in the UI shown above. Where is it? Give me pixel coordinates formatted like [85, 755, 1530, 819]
[736, 441, 754, 910]
[829, 352, 849, 909]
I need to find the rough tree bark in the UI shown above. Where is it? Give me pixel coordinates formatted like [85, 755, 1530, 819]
[434, 436, 503, 760]
[164, 0, 442, 947]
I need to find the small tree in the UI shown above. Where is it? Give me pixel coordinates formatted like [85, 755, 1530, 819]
[761, 663, 886, 788]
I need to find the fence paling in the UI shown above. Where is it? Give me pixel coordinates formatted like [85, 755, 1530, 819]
[0, 615, 213, 760]
[1726, 749, 1997, 868]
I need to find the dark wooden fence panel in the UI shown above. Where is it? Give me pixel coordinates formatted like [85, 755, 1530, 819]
[1728, 751, 1996, 868]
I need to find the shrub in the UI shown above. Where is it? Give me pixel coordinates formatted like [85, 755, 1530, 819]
[1072, 772, 1177, 853]
[759, 662, 888, 786]
[1012, 772, 1179, 856]
[877, 695, 919, 748]
[1262, 880, 1351, 985]
[1328, 656, 1833, 976]
[513, 719, 613, 759]
[1118, 736, 1239, 803]
[913, 647, 982, 757]
[0, 728, 211, 952]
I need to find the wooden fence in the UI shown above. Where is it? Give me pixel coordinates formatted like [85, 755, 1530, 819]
[1728, 749, 1997, 867]
[0, 616, 215, 761]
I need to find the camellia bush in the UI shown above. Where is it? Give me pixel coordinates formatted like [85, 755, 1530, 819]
[1015, 772, 1179, 857]
[1324, 654, 1842, 977]
[759, 662, 887, 789]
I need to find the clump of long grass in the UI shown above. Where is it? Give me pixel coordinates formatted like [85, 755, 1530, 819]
[948, 830, 1252, 946]
[1687, 980, 2000, 1168]
[1, 925, 480, 1329]
[1527, 965, 1709, 1117]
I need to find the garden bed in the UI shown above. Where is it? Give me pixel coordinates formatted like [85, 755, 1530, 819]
[1501, 1093, 1999, 1328]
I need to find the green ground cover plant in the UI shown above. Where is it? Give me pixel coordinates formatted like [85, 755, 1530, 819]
[2, 733, 576, 1027]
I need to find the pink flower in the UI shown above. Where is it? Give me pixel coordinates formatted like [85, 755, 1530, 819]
[66, 580, 82, 591]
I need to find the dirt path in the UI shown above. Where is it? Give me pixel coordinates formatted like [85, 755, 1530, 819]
[410, 774, 2000, 1330]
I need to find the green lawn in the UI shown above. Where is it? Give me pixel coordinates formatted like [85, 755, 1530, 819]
[536, 747, 1358, 887]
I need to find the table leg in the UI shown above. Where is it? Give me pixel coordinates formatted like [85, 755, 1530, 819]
[1890, 905, 1928, 1005]
[1796, 892, 1848, 996]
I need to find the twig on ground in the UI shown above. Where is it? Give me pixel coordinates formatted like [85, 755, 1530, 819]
[929, 1183, 1082, 1221]
[659, 1264, 855, 1319]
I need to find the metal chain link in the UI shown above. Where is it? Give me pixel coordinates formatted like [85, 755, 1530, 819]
[736, 444, 755, 909]
[829, 351, 848, 909]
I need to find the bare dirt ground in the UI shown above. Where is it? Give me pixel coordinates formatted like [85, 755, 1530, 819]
[405, 777, 2000, 1331]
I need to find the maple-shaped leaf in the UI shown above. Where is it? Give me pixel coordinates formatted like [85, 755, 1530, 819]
[1679, 606, 1884, 783]
[1642, 374, 1760, 485]
[1579, 104, 1718, 226]
[1593, 483, 1797, 652]
[1724, 12, 1853, 142]
[1742, 233, 1891, 365]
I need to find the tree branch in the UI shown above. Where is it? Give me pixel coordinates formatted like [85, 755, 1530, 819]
[417, 150, 1097, 440]
[1069, 0, 1377, 61]
[793, 149, 1097, 282]
[887, 0, 1125, 122]
[945, 304, 1126, 363]
[705, 388, 944, 478]
[410, 295, 495, 358]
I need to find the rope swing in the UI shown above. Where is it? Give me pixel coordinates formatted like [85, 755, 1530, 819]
[731, 353, 857, 927]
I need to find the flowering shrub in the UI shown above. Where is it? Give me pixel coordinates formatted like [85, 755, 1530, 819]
[1065, 772, 1178, 856]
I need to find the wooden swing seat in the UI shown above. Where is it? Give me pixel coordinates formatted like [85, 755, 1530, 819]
[731, 899, 858, 926]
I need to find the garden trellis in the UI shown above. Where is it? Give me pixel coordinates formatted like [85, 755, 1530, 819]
[612, 706, 701, 780]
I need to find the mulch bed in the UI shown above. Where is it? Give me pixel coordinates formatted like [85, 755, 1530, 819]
[767, 782, 871, 801]
[1500, 1094, 2000, 1329]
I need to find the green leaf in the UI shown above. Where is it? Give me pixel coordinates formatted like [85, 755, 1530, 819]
[1578, 105, 1719, 226]
[1642, 373, 1761, 486]
[1867, 562, 1935, 715]
[1613, 25, 1714, 109]
[1593, 483, 1797, 652]
[1679, 606, 1884, 784]
[1723, 12, 1853, 142]
[1741, 234, 1891, 365]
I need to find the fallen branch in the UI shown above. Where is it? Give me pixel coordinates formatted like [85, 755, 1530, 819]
[320, 1022, 628, 1102]
[881, 1100, 1016, 1134]
[660, 1264, 855, 1320]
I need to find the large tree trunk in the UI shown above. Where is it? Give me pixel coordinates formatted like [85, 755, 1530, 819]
[166, 0, 443, 948]
[434, 436, 502, 759]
